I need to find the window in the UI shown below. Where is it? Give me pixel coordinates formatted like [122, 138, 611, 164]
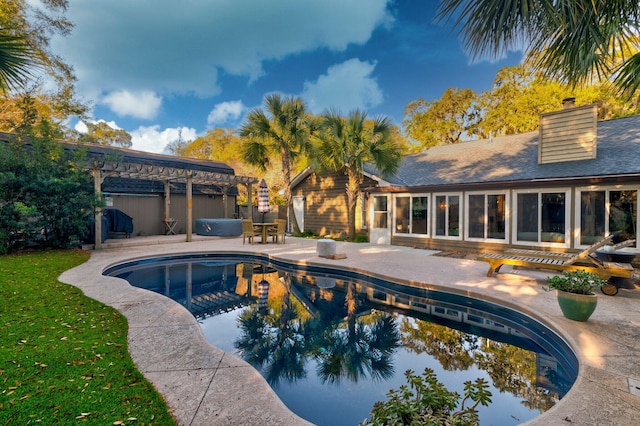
[372, 195, 388, 229]
[434, 194, 461, 238]
[466, 192, 507, 241]
[394, 194, 428, 235]
[577, 187, 637, 246]
[514, 190, 569, 245]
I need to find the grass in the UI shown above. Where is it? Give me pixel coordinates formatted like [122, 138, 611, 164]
[0, 250, 175, 425]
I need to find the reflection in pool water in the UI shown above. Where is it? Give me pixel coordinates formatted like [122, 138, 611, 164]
[105, 254, 577, 426]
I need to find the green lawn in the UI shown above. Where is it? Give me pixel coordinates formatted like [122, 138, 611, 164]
[0, 250, 175, 425]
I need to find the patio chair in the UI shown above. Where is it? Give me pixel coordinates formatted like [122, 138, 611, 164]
[242, 219, 260, 245]
[268, 219, 286, 244]
[477, 231, 636, 280]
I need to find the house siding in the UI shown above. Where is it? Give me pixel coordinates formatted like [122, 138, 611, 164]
[292, 171, 375, 237]
[110, 194, 234, 236]
[539, 104, 597, 164]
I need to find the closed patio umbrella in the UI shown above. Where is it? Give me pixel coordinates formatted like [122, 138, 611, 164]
[258, 178, 270, 222]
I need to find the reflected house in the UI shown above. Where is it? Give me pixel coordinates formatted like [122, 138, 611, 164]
[284, 269, 575, 399]
[118, 261, 255, 320]
[291, 103, 640, 255]
[360, 284, 575, 398]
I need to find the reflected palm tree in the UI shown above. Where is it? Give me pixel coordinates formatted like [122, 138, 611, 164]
[314, 282, 400, 384]
[234, 272, 308, 386]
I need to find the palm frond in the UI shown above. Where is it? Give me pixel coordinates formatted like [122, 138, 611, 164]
[437, 0, 640, 94]
[616, 53, 640, 98]
[0, 32, 39, 92]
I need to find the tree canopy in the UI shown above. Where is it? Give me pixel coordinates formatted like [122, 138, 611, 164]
[76, 121, 133, 148]
[403, 87, 481, 147]
[403, 64, 640, 148]
[0, 0, 87, 136]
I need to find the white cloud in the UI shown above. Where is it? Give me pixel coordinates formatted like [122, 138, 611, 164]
[51, 1, 393, 98]
[207, 101, 246, 126]
[101, 90, 163, 120]
[301, 58, 384, 114]
[74, 120, 88, 133]
[130, 126, 197, 154]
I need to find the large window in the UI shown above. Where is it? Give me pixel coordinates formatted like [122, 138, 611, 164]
[394, 195, 428, 235]
[514, 190, 568, 245]
[577, 188, 637, 246]
[434, 194, 461, 238]
[466, 193, 507, 241]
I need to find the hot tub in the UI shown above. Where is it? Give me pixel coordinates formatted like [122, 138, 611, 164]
[195, 218, 242, 236]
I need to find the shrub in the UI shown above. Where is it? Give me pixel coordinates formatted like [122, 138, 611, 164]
[0, 132, 97, 252]
[545, 270, 608, 295]
[354, 232, 369, 243]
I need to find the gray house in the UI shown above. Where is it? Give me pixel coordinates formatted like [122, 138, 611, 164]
[293, 103, 640, 253]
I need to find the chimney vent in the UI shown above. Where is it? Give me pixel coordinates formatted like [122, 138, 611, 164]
[562, 97, 576, 109]
[538, 103, 597, 164]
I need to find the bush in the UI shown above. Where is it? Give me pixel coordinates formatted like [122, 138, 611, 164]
[361, 368, 492, 426]
[354, 232, 369, 243]
[295, 229, 318, 238]
[0, 132, 97, 253]
[545, 270, 608, 295]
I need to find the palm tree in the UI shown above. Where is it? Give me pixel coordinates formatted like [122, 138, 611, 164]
[0, 31, 38, 92]
[437, 0, 640, 96]
[239, 93, 313, 232]
[313, 109, 402, 240]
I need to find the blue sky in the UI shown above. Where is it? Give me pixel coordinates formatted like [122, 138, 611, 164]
[51, 0, 522, 153]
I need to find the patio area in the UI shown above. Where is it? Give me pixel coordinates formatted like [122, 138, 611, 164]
[63, 235, 640, 425]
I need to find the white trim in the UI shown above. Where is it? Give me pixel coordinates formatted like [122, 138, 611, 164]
[290, 167, 313, 188]
[370, 194, 391, 244]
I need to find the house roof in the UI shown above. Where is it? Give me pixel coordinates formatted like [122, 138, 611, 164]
[365, 114, 640, 189]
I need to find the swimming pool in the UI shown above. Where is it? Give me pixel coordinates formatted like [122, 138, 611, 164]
[105, 252, 578, 426]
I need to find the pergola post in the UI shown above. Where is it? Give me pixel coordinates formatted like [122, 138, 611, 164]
[92, 167, 105, 250]
[223, 187, 229, 218]
[246, 182, 253, 220]
[186, 173, 193, 242]
[164, 180, 171, 220]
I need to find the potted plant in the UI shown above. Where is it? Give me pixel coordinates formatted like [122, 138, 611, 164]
[544, 270, 608, 321]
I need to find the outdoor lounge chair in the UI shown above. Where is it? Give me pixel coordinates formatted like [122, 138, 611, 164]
[478, 231, 636, 280]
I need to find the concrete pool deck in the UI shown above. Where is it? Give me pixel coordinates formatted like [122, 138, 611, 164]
[60, 236, 640, 425]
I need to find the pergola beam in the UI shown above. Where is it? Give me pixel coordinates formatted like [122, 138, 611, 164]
[90, 159, 258, 249]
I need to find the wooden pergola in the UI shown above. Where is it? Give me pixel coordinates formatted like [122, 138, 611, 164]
[91, 159, 258, 249]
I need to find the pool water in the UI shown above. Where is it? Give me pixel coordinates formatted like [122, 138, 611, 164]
[105, 254, 577, 426]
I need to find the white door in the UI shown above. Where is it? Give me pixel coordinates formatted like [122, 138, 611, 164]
[369, 194, 391, 244]
[293, 196, 305, 232]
